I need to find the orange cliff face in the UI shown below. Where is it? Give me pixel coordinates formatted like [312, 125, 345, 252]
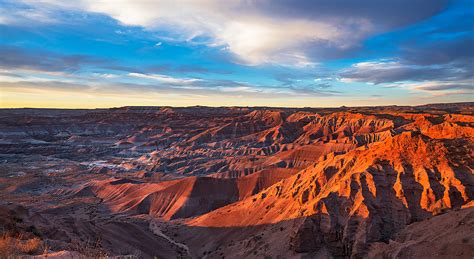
[184, 131, 472, 256]
[0, 103, 472, 258]
[189, 131, 471, 223]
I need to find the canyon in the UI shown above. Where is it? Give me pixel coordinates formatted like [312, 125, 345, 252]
[0, 103, 473, 258]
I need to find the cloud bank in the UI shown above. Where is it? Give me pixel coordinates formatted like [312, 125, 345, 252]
[9, 0, 449, 65]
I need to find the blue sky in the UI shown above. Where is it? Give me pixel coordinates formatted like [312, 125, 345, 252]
[0, 0, 472, 108]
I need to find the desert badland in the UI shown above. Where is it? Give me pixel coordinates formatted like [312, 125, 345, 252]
[0, 103, 473, 258]
[2, 0, 474, 257]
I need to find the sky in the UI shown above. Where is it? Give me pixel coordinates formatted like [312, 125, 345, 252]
[0, 0, 473, 108]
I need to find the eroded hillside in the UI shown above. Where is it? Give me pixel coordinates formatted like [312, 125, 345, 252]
[0, 103, 472, 258]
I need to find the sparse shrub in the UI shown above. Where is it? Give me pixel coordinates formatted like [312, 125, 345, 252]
[0, 234, 15, 257]
[17, 237, 42, 254]
[72, 238, 108, 258]
[0, 233, 44, 257]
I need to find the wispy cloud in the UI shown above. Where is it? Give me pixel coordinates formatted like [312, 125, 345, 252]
[6, 0, 449, 66]
[407, 80, 474, 92]
[0, 67, 340, 99]
[0, 45, 108, 72]
[339, 59, 473, 97]
[1, 0, 471, 107]
[128, 72, 202, 84]
[339, 59, 472, 86]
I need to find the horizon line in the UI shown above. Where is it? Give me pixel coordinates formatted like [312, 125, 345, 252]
[1, 101, 472, 110]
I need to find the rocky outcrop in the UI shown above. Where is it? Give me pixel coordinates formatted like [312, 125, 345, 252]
[1, 103, 472, 258]
[188, 130, 473, 257]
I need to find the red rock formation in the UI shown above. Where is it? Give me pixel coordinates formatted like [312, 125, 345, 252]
[188, 131, 473, 257]
[0, 103, 472, 258]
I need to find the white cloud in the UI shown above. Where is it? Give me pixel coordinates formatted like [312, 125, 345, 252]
[94, 73, 119, 79]
[338, 59, 473, 86]
[0, 3, 58, 25]
[0, 69, 80, 83]
[351, 60, 402, 70]
[219, 86, 259, 93]
[14, 0, 375, 66]
[338, 59, 474, 95]
[404, 80, 474, 92]
[128, 72, 201, 84]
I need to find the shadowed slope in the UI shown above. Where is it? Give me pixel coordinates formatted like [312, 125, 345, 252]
[368, 207, 474, 258]
[77, 168, 296, 219]
[189, 131, 473, 256]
